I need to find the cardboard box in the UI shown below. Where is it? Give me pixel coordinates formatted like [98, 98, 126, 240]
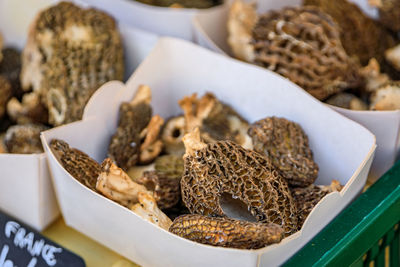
[42, 38, 376, 266]
[193, 0, 400, 181]
[0, 0, 159, 230]
[79, 0, 227, 41]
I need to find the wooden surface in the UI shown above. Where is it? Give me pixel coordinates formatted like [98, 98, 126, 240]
[42, 218, 140, 267]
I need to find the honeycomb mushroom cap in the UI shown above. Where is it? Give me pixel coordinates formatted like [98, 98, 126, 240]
[252, 5, 362, 100]
[138, 155, 184, 210]
[169, 214, 284, 249]
[291, 180, 342, 228]
[21, 1, 124, 126]
[181, 129, 298, 235]
[369, 82, 400, 110]
[108, 85, 153, 170]
[4, 123, 48, 154]
[50, 139, 100, 190]
[304, 0, 397, 77]
[248, 117, 319, 187]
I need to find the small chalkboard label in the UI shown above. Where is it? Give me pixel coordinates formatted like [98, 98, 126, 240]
[0, 211, 85, 267]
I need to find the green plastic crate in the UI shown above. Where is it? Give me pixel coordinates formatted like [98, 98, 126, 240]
[284, 160, 400, 267]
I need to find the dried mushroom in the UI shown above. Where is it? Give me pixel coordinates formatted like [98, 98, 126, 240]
[250, 5, 362, 100]
[161, 116, 186, 156]
[4, 124, 48, 154]
[21, 2, 124, 126]
[139, 115, 164, 164]
[304, 0, 397, 69]
[248, 117, 319, 187]
[179, 93, 250, 147]
[108, 85, 152, 170]
[169, 214, 284, 249]
[134, 0, 221, 9]
[7, 92, 48, 124]
[0, 48, 23, 99]
[385, 44, 400, 72]
[0, 76, 12, 119]
[291, 180, 342, 228]
[369, 0, 400, 32]
[181, 128, 298, 235]
[50, 139, 100, 190]
[326, 93, 367, 110]
[137, 155, 184, 210]
[227, 0, 258, 62]
[359, 58, 390, 93]
[96, 158, 153, 207]
[130, 191, 172, 230]
[370, 82, 400, 110]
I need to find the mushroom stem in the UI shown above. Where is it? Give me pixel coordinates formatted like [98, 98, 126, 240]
[130, 84, 152, 105]
[182, 127, 207, 158]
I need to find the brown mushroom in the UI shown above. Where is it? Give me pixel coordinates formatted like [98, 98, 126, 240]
[96, 158, 153, 207]
[50, 139, 100, 191]
[248, 117, 319, 187]
[326, 93, 367, 110]
[370, 82, 400, 110]
[5, 124, 48, 154]
[108, 85, 152, 170]
[369, 0, 400, 32]
[7, 92, 48, 124]
[181, 128, 298, 235]
[130, 191, 172, 230]
[179, 92, 250, 146]
[161, 116, 186, 156]
[169, 214, 284, 249]
[250, 5, 362, 100]
[21, 2, 124, 126]
[291, 180, 342, 228]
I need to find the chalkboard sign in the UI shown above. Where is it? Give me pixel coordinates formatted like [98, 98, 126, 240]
[0, 211, 85, 267]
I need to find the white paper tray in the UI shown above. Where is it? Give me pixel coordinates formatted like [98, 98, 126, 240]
[193, 0, 400, 181]
[42, 38, 376, 266]
[0, 0, 159, 230]
[79, 0, 227, 41]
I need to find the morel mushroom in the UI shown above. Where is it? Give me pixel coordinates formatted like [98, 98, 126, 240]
[304, 0, 396, 68]
[108, 85, 155, 170]
[139, 115, 164, 164]
[21, 1, 124, 126]
[96, 158, 153, 207]
[359, 58, 390, 93]
[5, 124, 48, 154]
[7, 92, 48, 124]
[181, 128, 298, 235]
[179, 92, 250, 147]
[250, 5, 362, 100]
[326, 93, 367, 110]
[0, 48, 23, 99]
[169, 214, 284, 249]
[248, 117, 319, 187]
[227, 0, 258, 62]
[385, 44, 400, 72]
[130, 191, 172, 230]
[369, 0, 400, 32]
[370, 82, 400, 110]
[0, 75, 12, 119]
[138, 155, 184, 210]
[291, 180, 342, 228]
[161, 116, 186, 156]
[50, 139, 100, 191]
